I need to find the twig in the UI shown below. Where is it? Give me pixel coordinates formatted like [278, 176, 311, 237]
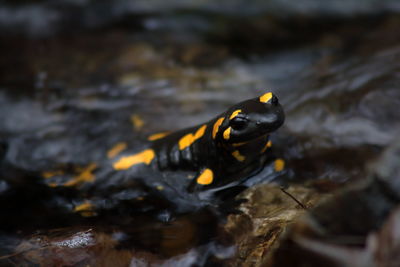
[280, 187, 308, 210]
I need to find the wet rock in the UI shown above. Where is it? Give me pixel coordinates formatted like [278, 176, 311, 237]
[225, 184, 329, 266]
[285, 45, 400, 148]
[369, 206, 400, 267]
[370, 138, 400, 200]
[12, 229, 134, 267]
[263, 138, 400, 267]
[1, 1, 400, 37]
[3, 206, 230, 266]
[0, 1, 400, 266]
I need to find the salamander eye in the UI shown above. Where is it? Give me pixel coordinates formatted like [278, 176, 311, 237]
[230, 117, 248, 130]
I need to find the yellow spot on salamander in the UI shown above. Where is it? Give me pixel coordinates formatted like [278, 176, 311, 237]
[74, 201, 96, 217]
[74, 201, 93, 212]
[259, 92, 273, 103]
[229, 109, 242, 120]
[212, 117, 225, 139]
[131, 114, 144, 130]
[148, 132, 170, 141]
[274, 158, 285, 172]
[232, 142, 247, 147]
[113, 149, 155, 170]
[107, 142, 127, 159]
[232, 150, 245, 162]
[64, 163, 97, 187]
[196, 168, 214, 185]
[261, 140, 272, 153]
[42, 170, 64, 179]
[156, 185, 164, 191]
[223, 127, 231, 140]
[178, 124, 207, 150]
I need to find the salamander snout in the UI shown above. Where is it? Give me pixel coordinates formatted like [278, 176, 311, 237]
[257, 107, 284, 132]
[257, 92, 284, 132]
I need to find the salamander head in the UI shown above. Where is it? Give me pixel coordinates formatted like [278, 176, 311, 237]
[213, 92, 285, 144]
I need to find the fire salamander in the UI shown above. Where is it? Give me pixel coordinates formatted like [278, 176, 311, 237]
[38, 92, 285, 216]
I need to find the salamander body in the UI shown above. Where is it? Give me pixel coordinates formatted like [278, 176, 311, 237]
[5, 92, 286, 216]
[112, 92, 284, 192]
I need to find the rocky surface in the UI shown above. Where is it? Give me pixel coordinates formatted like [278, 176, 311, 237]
[1, 1, 400, 266]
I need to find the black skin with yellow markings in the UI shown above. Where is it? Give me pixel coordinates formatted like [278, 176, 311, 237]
[0, 93, 284, 222]
[0, 93, 287, 264]
[0, 92, 286, 243]
[148, 93, 285, 191]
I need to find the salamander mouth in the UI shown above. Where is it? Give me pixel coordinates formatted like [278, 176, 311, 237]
[221, 134, 269, 151]
[243, 133, 269, 144]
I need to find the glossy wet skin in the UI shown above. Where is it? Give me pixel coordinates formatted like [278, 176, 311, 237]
[108, 92, 285, 190]
[129, 91, 287, 190]
[37, 92, 285, 205]
[0, 91, 287, 224]
[215, 94, 285, 144]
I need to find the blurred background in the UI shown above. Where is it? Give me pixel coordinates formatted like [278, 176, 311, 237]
[1, 0, 399, 179]
[1, 0, 400, 266]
